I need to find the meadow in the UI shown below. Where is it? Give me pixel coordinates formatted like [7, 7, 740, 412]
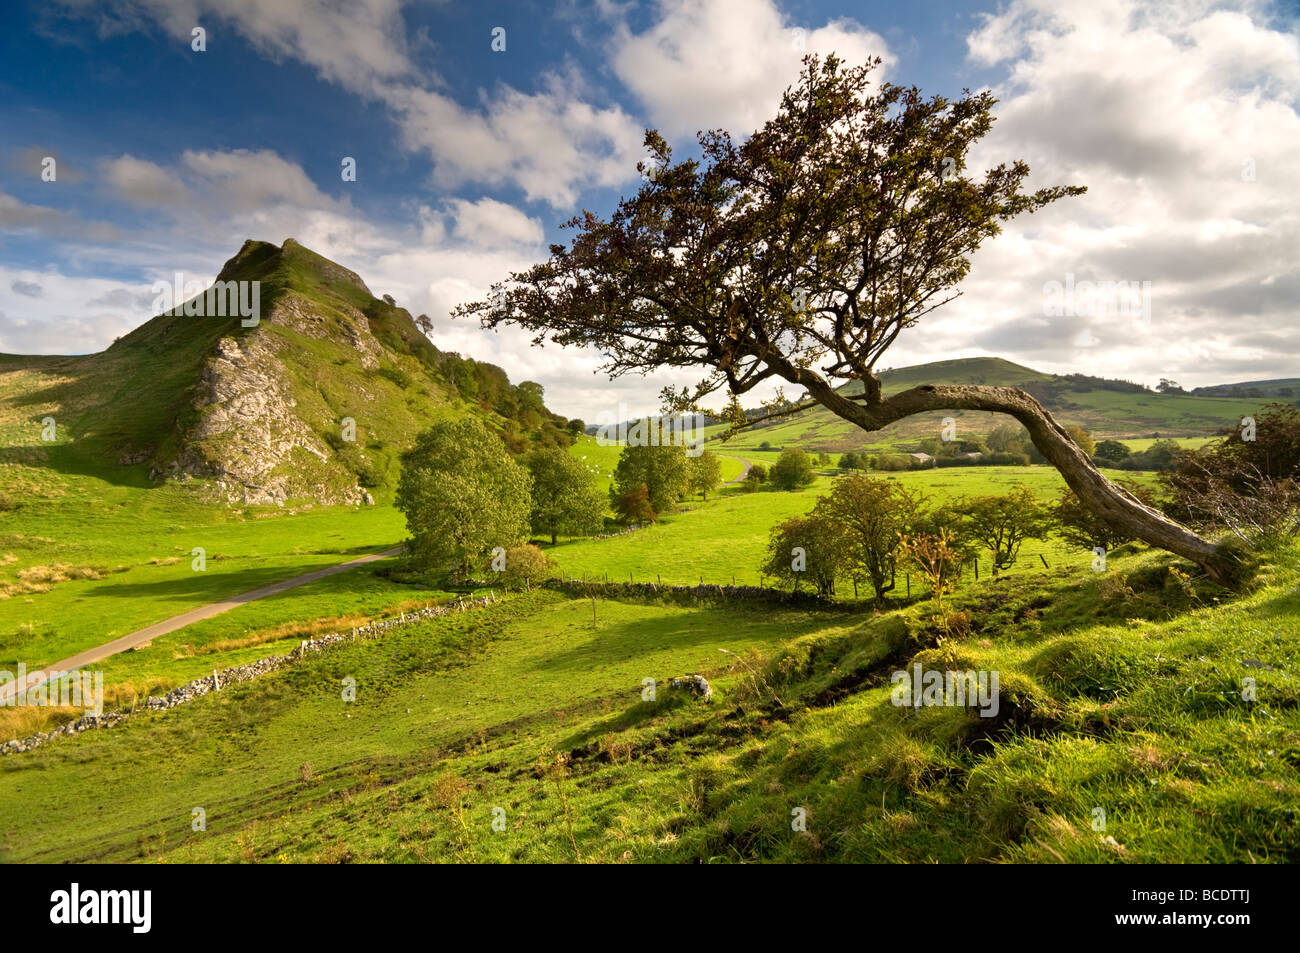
[3, 536, 1294, 864]
[2, 408, 1293, 867]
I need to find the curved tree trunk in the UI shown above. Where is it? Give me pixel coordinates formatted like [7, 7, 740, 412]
[792, 379, 1234, 582]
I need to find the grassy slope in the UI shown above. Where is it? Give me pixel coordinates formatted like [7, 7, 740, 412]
[701, 357, 1271, 453]
[2, 540, 1295, 864]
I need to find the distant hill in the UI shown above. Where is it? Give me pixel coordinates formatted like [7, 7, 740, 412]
[0, 239, 574, 505]
[1190, 378, 1300, 399]
[704, 357, 1281, 452]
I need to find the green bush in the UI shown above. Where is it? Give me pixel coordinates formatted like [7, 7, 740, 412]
[771, 448, 816, 490]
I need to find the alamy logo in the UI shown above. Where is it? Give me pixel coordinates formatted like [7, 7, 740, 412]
[890, 663, 1000, 717]
[1042, 272, 1151, 324]
[151, 272, 260, 327]
[49, 883, 151, 933]
[0, 666, 103, 715]
[594, 403, 705, 457]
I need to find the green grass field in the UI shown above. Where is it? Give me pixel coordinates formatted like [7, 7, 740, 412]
[3, 386, 1294, 865]
[3, 538, 1294, 864]
[546, 466, 1139, 590]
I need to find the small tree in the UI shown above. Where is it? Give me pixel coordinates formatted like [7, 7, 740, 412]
[762, 513, 847, 596]
[688, 449, 723, 499]
[771, 448, 816, 490]
[611, 444, 689, 515]
[1094, 440, 1131, 463]
[497, 543, 552, 590]
[614, 483, 656, 524]
[1053, 480, 1155, 553]
[1066, 426, 1095, 457]
[748, 462, 769, 483]
[949, 486, 1051, 575]
[814, 473, 925, 605]
[395, 418, 532, 575]
[524, 447, 605, 544]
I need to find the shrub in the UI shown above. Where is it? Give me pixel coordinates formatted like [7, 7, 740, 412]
[497, 544, 552, 590]
[771, 448, 816, 490]
[614, 483, 656, 524]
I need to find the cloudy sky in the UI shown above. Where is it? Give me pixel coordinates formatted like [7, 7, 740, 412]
[1, 0, 1297, 422]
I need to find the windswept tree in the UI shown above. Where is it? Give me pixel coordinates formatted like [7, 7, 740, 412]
[1054, 479, 1156, 554]
[458, 54, 1236, 582]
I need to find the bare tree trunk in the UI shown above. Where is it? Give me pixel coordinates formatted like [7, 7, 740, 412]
[794, 380, 1235, 583]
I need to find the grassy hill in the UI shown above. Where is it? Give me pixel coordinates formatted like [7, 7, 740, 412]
[1191, 378, 1300, 399]
[703, 357, 1277, 453]
[0, 239, 572, 507]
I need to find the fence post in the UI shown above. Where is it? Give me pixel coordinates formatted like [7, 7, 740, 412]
[906, 573, 910, 597]
[974, 556, 979, 580]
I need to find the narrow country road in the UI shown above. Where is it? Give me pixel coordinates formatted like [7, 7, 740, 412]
[721, 455, 752, 485]
[0, 545, 404, 702]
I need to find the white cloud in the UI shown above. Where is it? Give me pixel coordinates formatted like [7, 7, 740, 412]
[610, 0, 893, 139]
[444, 198, 545, 249]
[0, 267, 143, 354]
[891, 0, 1300, 391]
[59, 0, 415, 92]
[101, 155, 191, 208]
[56, 0, 644, 209]
[385, 72, 643, 207]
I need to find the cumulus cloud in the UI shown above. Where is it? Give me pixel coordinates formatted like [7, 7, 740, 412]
[53, 0, 644, 209]
[879, 0, 1300, 391]
[385, 72, 643, 207]
[609, 0, 893, 139]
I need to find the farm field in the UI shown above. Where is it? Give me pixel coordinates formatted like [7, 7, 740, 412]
[546, 466, 1138, 590]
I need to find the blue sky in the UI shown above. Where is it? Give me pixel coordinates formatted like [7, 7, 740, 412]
[1, 0, 1298, 421]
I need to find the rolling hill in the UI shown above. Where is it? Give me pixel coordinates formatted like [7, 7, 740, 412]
[703, 357, 1280, 453]
[0, 239, 572, 506]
